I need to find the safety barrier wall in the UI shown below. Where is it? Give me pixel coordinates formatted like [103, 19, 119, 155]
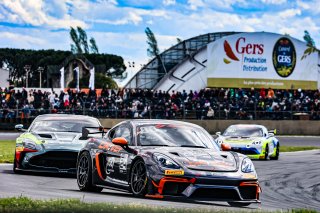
[1, 117, 319, 135]
[99, 119, 320, 135]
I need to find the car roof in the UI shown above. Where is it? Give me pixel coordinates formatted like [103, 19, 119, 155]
[228, 124, 266, 129]
[127, 119, 202, 128]
[33, 114, 99, 122]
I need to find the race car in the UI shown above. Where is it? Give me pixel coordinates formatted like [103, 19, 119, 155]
[14, 114, 102, 174]
[215, 124, 279, 160]
[76, 120, 261, 206]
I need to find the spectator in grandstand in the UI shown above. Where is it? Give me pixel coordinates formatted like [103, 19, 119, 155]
[206, 106, 214, 119]
[267, 87, 275, 98]
[0, 86, 319, 120]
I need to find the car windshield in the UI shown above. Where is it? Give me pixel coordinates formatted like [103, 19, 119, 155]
[30, 119, 100, 133]
[223, 126, 263, 137]
[137, 124, 218, 150]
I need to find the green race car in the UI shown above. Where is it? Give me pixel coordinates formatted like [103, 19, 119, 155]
[215, 124, 279, 160]
[13, 114, 102, 174]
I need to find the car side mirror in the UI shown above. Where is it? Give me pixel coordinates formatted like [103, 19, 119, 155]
[216, 132, 221, 136]
[221, 143, 231, 151]
[268, 133, 274, 137]
[268, 129, 277, 135]
[112, 137, 128, 146]
[15, 124, 26, 132]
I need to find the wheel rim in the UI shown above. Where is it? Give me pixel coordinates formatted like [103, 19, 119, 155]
[131, 161, 147, 194]
[77, 154, 89, 187]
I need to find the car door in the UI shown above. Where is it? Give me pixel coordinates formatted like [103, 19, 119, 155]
[105, 123, 133, 184]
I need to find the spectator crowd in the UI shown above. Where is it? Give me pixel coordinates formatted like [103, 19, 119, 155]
[0, 87, 319, 120]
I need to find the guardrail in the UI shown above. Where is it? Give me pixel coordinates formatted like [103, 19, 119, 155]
[1, 109, 319, 134]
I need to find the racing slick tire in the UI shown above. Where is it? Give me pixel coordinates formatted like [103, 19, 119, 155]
[77, 151, 103, 192]
[228, 202, 251, 207]
[270, 143, 280, 160]
[130, 159, 151, 197]
[264, 144, 269, 160]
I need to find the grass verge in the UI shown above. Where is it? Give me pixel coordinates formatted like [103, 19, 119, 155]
[280, 146, 319, 152]
[0, 140, 15, 163]
[0, 197, 318, 213]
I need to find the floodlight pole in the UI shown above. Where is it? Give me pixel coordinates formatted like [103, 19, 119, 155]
[37, 66, 44, 88]
[24, 65, 31, 88]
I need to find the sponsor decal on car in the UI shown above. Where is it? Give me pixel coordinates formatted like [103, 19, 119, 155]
[119, 154, 128, 174]
[164, 170, 184, 176]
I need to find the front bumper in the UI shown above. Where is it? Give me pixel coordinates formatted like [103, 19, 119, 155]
[148, 175, 261, 203]
[230, 146, 266, 160]
[17, 150, 78, 174]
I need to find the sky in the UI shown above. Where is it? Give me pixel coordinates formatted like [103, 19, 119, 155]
[0, 0, 319, 73]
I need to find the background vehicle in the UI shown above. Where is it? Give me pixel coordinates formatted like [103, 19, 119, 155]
[76, 120, 261, 207]
[14, 114, 102, 174]
[215, 124, 279, 160]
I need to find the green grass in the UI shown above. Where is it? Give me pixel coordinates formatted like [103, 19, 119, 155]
[0, 140, 15, 163]
[0, 197, 318, 213]
[280, 146, 319, 152]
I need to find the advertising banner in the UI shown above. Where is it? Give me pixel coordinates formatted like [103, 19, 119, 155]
[207, 32, 319, 89]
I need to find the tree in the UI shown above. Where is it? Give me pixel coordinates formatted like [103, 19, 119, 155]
[70, 27, 82, 54]
[301, 30, 318, 60]
[70, 27, 99, 54]
[67, 72, 118, 89]
[145, 27, 159, 57]
[89, 38, 99, 54]
[303, 30, 315, 47]
[77, 27, 89, 54]
[0, 48, 125, 87]
[95, 73, 118, 89]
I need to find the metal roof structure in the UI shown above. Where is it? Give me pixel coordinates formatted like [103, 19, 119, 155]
[124, 32, 240, 89]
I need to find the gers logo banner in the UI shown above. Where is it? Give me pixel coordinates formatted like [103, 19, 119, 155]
[272, 37, 296, 78]
[207, 32, 318, 89]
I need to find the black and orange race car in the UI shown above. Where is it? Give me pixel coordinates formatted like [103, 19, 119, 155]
[76, 120, 261, 207]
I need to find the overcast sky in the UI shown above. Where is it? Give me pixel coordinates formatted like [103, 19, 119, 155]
[0, 0, 319, 71]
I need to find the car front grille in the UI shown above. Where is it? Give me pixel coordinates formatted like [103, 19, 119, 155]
[29, 151, 78, 169]
[239, 186, 257, 200]
[191, 188, 241, 200]
[162, 182, 190, 195]
[231, 148, 259, 155]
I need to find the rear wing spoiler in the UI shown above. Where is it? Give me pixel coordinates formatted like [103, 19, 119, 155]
[268, 129, 277, 135]
[81, 126, 111, 139]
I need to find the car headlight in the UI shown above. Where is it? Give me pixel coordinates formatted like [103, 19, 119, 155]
[153, 153, 180, 169]
[252, 141, 262, 145]
[241, 158, 255, 173]
[216, 138, 223, 145]
[22, 139, 40, 151]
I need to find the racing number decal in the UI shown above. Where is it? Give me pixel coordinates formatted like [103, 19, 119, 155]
[119, 154, 128, 174]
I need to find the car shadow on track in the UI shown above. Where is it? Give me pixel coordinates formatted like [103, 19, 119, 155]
[2, 169, 75, 178]
[64, 189, 258, 210]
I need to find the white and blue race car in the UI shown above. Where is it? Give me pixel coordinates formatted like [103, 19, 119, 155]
[215, 124, 279, 160]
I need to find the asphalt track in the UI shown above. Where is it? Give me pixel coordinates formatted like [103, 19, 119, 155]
[0, 150, 319, 211]
[1, 132, 320, 147]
